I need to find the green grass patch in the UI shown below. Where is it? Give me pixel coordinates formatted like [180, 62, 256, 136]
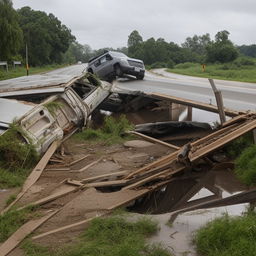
[0, 64, 67, 81]
[166, 60, 256, 83]
[235, 144, 256, 186]
[0, 168, 30, 189]
[74, 115, 134, 145]
[0, 206, 38, 242]
[0, 122, 38, 188]
[225, 133, 253, 159]
[195, 212, 256, 256]
[5, 194, 17, 206]
[23, 215, 171, 256]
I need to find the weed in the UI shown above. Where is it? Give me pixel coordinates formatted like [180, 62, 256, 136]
[225, 132, 253, 158]
[235, 144, 256, 185]
[0, 168, 29, 188]
[23, 215, 172, 256]
[0, 122, 38, 170]
[0, 206, 37, 242]
[74, 115, 134, 145]
[5, 194, 17, 206]
[194, 212, 256, 256]
[44, 101, 64, 116]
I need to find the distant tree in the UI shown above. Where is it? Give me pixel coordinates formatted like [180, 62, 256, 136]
[128, 30, 143, 57]
[18, 7, 75, 66]
[182, 33, 211, 55]
[0, 0, 23, 61]
[238, 44, 256, 58]
[206, 30, 238, 63]
[127, 30, 143, 48]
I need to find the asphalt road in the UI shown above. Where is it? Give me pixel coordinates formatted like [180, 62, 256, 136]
[114, 69, 256, 113]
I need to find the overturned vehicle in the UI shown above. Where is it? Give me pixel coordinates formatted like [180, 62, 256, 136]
[0, 73, 112, 154]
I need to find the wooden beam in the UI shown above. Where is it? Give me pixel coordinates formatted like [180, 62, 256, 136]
[151, 92, 239, 117]
[0, 210, 58, 256]
[71, 157, 103, 173]
[127, 131, 180, 150]
[1, 141, 59, 215]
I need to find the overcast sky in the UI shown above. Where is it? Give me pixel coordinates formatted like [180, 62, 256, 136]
[12, 0, 256, 50]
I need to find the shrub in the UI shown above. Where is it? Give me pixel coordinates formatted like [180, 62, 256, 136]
[235, 144, 256, 185]
[174, 62, 197, 69]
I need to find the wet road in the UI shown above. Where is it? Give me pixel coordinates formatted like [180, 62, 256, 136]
[114, 69, 256, 112]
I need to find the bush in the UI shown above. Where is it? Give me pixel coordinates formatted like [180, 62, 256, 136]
[166, 59, 175, 69]
[234, 57, 255, 66]
[0, 122, 38, 170]
[235, 144, 256, 186]
[195, 212, 256, 256]
[149, 62, 167, 69]
[174, 62, 197, 69]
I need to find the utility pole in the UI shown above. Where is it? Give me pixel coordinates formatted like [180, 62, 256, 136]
[26, 43, 29, 76]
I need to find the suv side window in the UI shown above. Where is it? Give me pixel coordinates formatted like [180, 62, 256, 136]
[100, 56, 107, 64]
[94, 60, 100, 67]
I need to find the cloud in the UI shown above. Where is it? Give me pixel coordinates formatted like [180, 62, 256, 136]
[12, 0, 256, 49]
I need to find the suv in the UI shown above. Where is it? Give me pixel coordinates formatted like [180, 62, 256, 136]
[87, 51, 145, 81]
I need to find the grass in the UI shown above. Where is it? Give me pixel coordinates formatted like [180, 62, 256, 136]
[22, 215, 171, 256]
[0, 122, 38, 188]
[74, 115, 134, 145]
[0, 206, 38, 242]
[225, 133, 253, 159]
[194, 212, 256, 256]
[235, 144, 256, 186]
[166, 60, 256, 83]
[0, 64, 68, 81]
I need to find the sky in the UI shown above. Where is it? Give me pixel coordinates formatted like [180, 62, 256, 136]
[12, 0, 256, 50]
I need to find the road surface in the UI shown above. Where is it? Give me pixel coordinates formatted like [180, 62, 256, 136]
[113, 69, 256, 113]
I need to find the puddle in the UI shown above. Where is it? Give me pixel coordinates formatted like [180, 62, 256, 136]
[129, 169, 248, 256]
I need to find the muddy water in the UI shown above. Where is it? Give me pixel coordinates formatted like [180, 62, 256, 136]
[144, 170, 248, 256]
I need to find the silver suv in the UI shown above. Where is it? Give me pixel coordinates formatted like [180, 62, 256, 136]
[87, 51, 145, 81]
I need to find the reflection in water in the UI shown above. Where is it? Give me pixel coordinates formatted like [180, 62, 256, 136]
[130, 169, 248, 256]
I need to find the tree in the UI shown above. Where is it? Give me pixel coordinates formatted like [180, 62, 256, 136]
[18, 7, 75, 66]
[0, 0, 23, 60]
[127, 30, 143, 48]
[206, 30, 238, 63]
[182, 33, 211, 56]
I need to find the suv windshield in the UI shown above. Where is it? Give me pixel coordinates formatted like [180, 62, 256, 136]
[110, 51, 127, 58]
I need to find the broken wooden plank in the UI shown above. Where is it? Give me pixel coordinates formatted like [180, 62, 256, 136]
[151, 92, 240, 117]
[17, 186, 78, 211]
[0, 210, 58, 256]
[45, 167, 70, 171]
[127, 131, 180, 150]
[81, 170, 128, 183]
[71, 157, 103, 173]
[1, 141, 59, 215]
[169, 188, 256, 223]
[209, 78, 226, 124]
[69, 154, 90, 166]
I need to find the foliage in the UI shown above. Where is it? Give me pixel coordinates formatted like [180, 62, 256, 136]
[0, 167, 30, 188]
[0, 122, 38, 171]
[235, 144, 256, 186]
[0, 206, 37, 242]
[206, 30, 238, 63]
[238, 44, 256, 58]
[74, 115, 134, 145]
[18, 7, 75, 66]
[195, 212, 256, 256]
[0, 0, 23, 61]
[44, 101, 64, 116]
[23, 215, 171, 256]
[182, 33, 211, 55]
[225, 133, 253, 158]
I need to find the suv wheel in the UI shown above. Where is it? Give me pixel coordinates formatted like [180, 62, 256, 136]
[115, 64, 123, 77]
[136, 74, 144, 80]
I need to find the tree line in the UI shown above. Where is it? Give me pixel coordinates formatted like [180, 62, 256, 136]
[1, 0, 256, 67]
